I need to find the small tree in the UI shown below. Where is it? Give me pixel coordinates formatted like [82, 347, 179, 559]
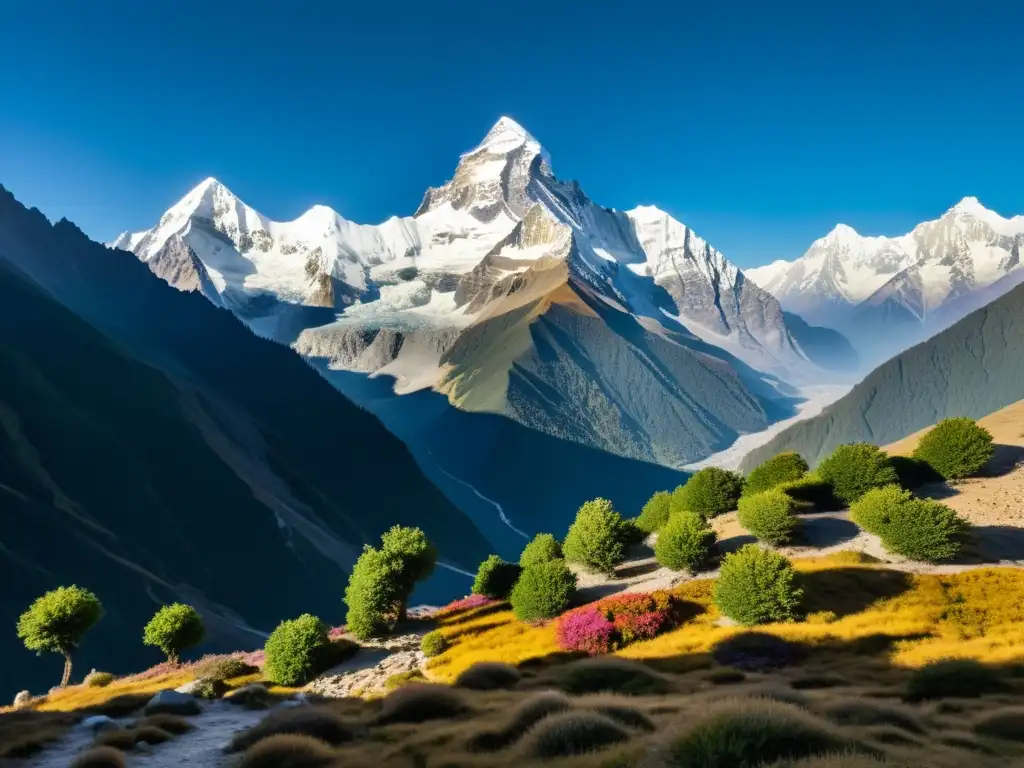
[714, 545, 802, 625]
[849, 484, 913, 536]
[263, 614, 332, 686]
[510, 559, 578, 622]
[381, 525, 437, 620]
[654, 512, 717, 573]
[472, 555, 522, 599]
[913, 417, 994, 480]
[520, 533, 563, 568]
[563, 498, 627, 576]
[737, 490, 798, 545]
[17, 586, 103, 687]
[673, 468, 745, 519]
[636, 490, 672, 534]
[142, 603, 205, 664]
[344, 544, 404, 640]
[817, 443, 899, 505]
[744, 452, 809, 496]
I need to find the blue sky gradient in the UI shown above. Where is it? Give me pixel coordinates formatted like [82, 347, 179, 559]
[1, 0, 1020, 267]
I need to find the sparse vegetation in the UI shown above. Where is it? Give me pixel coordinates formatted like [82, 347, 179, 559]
[471, 555, 522, 599]
[745, 452, 810, 496]
[142, 603, 204, 664]
[421, 630, 447, 658]
[673, 467, 745, 519]
[519, 533, 563, 568]
[17, 585, 104, 687]
[563, 497, 628, 575]
[262, 614, 333, 686]
[655, 511, 717, 573]
[737, 489, 799, 545]
[190, 676, 227, 699]
[905, 659, 1010, 701]
[509, 558, 578, 621]
[913, 416, 994, 480]
[714, 545, 803, 625]
[636, 489, 672, 533]
[817, 443, 899, 504]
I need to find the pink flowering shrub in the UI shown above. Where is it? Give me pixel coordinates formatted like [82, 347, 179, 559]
[327, 626, 347, 640]
[432, 594, 499, 618]
[554, 590, 678, 655]
[120, 650, 266, 683]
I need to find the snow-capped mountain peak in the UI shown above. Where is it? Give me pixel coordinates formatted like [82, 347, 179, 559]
[821, 222, 861, 242]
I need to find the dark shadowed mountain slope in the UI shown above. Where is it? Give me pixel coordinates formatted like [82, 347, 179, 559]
[0, 187, 490, 696]
[739, 282, 1024, 471]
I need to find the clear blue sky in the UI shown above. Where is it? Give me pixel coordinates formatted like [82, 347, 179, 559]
[2, 0, 1021, 268]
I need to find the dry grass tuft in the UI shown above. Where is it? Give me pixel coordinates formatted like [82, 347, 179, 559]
[454, 661, 522, 690]
[0, 710, 77, 759]
[558, 657, 672, 696]
[704, 669, 747, 685]
[972, 706, 1024, 742]
[760, 754, 898, 767]
[790, 675, 848, 690]
[466, 691, 573, 751]
[517, 710, 632, 758]
[69, 745, 128, 768]
[227, 706, 355, 753]
[375, 683, 469, 725]
[580, 697, 656, 732]
[132, 725, 175, 745]
[233, 733, 337, 768]
[135, 713, 194, 735]
[819, 700, 926, 734]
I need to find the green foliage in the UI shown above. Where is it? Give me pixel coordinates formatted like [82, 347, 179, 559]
[913, 417, 994, 480]
[714, 545, 803, 625]
[262, 614, 332, 686]
[905, 659, 1009, 701]
[636, 490, 672, 533]
[817, 443, 899, 504]
[618, 517, 646, 547]
[420, 631, 447, 658]
[142, 604, 204, 663]
[744, 453, 809, 496]
[562, 498, 626, 576]
[878, 498, 970, 562]
[519, 533, 563, 568]
[190, 677, 228, 700]
[84, 671, 115, 687]
[380, 524, 437, 598]
[17, 585, 103, 659]
[509, 559, 578, 622]
[654, 511, 717, 573]
[471, 555, 522, 599]
[737, 490, 799, 545]
[889, 455, 943, 489]
[849, 484, 913, 536]
[673, 467, 745, 519]
[776, 472, 840, 512]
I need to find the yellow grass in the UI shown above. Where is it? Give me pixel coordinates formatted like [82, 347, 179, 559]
[35, 672, 193, 712]
[426, 554, 1024, 682]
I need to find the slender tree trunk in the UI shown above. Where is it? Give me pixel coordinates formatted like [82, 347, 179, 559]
[60, 653, 72, 688]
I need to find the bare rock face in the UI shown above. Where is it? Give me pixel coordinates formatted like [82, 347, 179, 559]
[306, 633, 426, 699]
[12, 690, 31, 708]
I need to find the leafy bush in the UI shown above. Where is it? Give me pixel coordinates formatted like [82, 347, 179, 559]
[673, 467, 745, 518]
[263, 614, 332, 686]
[509, 559, 578, 621]
[519, 533, 563, 568]
[190, 677, 228, 700]
[471, 555, 521, 599]
[714, 545, 803, 625]
[195, 656, 258, 681]
[817, 443, 899, 504]
[618, 518, 646, 546]
[232, 734, 336, 768]
[655, 511, 717, 573]
[662, 699, 852, 767]
[454, 662, 522, 690]
[737, 490, 798, 545]
[142, 604, 204, 664]
[519, 711, 631, 758]
[559, 657, 671, 695]
[375, 683, 468, 724]
[878, 498, 970, 562]
[84, 671, 115, 687]
[777, 472, 840, 512]
[17, 585, 104, 687]
[849, 484, 913, 536]
[905, 659, 1009, 701]
[380, 525, 437, 617]
[889, 455, 943, 489]
[344, 544, 404, 640]
[420, 631, 447, 658]
[227, 706, 355, 752]
[913, 417, 994, 480]
[636, 490, 672, 533]
[555, 592, 677, 654]
[744, 452, 809, 496]
[562, 498, 627, 575]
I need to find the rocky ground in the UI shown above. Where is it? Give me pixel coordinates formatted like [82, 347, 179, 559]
[306, 633, 427, 698]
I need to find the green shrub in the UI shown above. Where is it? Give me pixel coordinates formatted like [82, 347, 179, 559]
[509, 559, 578, 621]
[889, 455, 943, 489]
[344, 545, 403, 639]
[520, 711, 631, 758]
[737, 490, 798, 545]
[913, 417, 994, 480]
[84, 671, 115, 687]
[519, 533, 563, 568]
[559, 657, 671, 696]
[878, 498, 969, 562]
[744, 453, 809, 496]
[673, 467, 745, 519]
[471, 555, 521, 599]
[420, 631, 447, 658]
[817, 444, 899, 504]
[17, 585, 104, 687]
[142, 604, 204, 664]
[654, 511, 717, 573]
[380, 525, 437, 618]
[618, 518, 646, 547]
[714, 545, 803, 625]
[263, 614, 332, 686]
[196, 656, 257, 681]
[849, 485, 912, 535]
[636, 490, 672, 533]
[905, 659, 1009, 701]
[777, 472, 840, 512]
[662, 699, 853, 767]
[454, 662, 522, 690]
[227, 706, 355, 752]
[563, 498, 627, 576]
[190, 677, 228, 700]
[375, 683, 468, 724]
